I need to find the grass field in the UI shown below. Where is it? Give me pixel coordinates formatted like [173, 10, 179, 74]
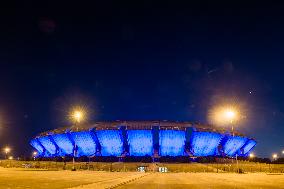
[0, 167, 283, 189]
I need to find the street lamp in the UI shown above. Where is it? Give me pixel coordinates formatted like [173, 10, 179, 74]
[249, 153, 255, 158]
[33, 151, 38, 160]
[209, 103, 241, 173]
[70, 108, 86, 171]
[4, 147, 11, 159]
[223, 107, 239, 173]
[272, 153, 278, 160]
[223, 108, 237, 135]
[73, 110, 83, 123]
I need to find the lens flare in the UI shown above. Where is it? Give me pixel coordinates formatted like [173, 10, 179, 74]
[68, 106, 88, 124]
[207, 97, 246, 128]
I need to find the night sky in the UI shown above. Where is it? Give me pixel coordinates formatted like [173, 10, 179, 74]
[0, 2, 284, 157]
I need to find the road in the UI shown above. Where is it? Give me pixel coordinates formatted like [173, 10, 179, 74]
[116, 172, 284, 189]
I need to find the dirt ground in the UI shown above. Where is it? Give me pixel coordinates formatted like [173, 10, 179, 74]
[116, 172, 284, 189]
[0, 167, 283, 189]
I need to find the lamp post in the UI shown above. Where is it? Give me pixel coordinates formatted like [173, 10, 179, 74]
[4, 147, 11, 159]
[272, 153, 278, 161]
[249, 153, 255, 158]
[71, 110, 84, 171]
[33, 151, 38, 160]
[224, 110, 236, 135]
[224, 108, 240, 173]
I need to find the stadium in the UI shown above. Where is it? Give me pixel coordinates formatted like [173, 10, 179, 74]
[30, 121, 256, 158]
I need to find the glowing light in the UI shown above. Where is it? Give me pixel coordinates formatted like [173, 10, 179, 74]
[4, 147, 10, 154]
[272, 153, 278, 159]
[225, 110, 235, 121]
[282, 150, 284, 154]
[221, 107, 238, 124]
[68, 106, 88, 124]
[208, 102, 242, 127]
[8, 156, 13, 160]
[249, 153, 255, 158]
[72, 110, 83, 123]
[33, 151, 38, 156]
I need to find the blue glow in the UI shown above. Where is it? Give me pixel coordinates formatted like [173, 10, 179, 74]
[128, 130, 153, 156]
[52, 133, 73, 155]
[38, 136, 57, 155]
[31, 128, 256, 158]
[191, 131, 223, 156]
[70, 131, 96, 157]
[96, 130, 123, 156]
[30, 139, 45, 155]
[242, 139, 257, 155]
[223, 136, 248, 156]
[159, 130, 185, 156]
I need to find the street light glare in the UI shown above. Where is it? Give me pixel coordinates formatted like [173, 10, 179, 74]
[208, 104, 240, 126]
[225, 110, 235, 119]
[4, 147, 10, 153]
[272, 153, 278, 159]
[68, 106, 88, 124]
[249, 153, 255, 158]
[73, 111, 83, 123]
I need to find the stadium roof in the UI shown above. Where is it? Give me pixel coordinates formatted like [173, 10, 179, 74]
[37, 120, 245, 137]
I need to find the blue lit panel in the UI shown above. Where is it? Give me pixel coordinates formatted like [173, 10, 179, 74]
[191, 131, 223, 156]
[242, 139, 257, 155]
[52, 133, 73, 155]
[128, 130, 153, 156]
[30, 139, 45, 155]
[96, 130, 123, 156]
[70, 131, 96, 156]
[38, 136, 57, 155]
[223, 136, 248, 157]
[159, 130, 185, 156]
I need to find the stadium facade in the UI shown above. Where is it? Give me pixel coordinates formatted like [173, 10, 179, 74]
[30, 121, 256, 158]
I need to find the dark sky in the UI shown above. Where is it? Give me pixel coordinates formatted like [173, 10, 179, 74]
[0, 1, 284, 157]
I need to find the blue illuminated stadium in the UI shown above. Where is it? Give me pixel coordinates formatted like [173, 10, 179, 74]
[159, 130, 185, 156]
[30, 121, 256, 158]
[128, 130, 153, 156]
[190, 131, 223, 156]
